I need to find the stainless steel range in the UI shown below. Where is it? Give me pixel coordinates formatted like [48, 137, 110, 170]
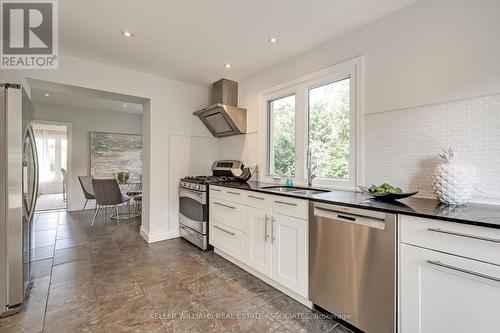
[179, 160, 250, 250]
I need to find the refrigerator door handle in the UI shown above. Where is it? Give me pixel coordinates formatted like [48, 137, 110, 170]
[26, 125, 39, 222]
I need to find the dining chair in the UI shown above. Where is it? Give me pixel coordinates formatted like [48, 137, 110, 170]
[78, 175, 95, 218]
[91, 178, 131, 226]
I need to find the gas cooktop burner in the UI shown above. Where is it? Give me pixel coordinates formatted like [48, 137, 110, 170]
[181, 175, 239, 184]
[180, 160, 251, 192]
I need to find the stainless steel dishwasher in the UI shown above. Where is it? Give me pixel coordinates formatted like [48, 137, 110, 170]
[309, 201, 397, 333]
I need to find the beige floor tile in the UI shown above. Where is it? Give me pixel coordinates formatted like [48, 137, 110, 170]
[53, 245, 88, 265]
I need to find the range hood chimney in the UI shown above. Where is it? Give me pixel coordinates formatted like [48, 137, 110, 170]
[194, 79, 247, 137]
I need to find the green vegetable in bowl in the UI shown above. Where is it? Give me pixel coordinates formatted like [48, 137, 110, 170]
[368, 183, 403, 194]
[381, 183, 393, 190]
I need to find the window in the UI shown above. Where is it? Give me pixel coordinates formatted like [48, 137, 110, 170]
[308, 78, 351, 180]
[268, 95, 295, 176]
[263, 57, 362, 189]
[61, 139, 67, 170]
[34, 125, 68, 195]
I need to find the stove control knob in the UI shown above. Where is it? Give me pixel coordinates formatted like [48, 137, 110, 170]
[196, 184, 200, 190]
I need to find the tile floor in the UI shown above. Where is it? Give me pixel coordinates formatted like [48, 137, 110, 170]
[0, 210, 354, 333]
[35, 193, 66, 212]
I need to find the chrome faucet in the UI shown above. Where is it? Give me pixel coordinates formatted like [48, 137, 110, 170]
[307, 169, 316, 187]
[307, 147, 316, 187]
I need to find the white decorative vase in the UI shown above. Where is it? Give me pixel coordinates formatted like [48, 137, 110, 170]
[432, 147, 472, 205]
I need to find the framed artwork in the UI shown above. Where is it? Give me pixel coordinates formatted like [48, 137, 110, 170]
[90, 131, 142, 182]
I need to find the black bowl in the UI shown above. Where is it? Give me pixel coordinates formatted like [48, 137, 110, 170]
[358, 185, 418, 201]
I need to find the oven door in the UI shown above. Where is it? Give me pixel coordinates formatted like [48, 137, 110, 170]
[179, 187, 207, 234]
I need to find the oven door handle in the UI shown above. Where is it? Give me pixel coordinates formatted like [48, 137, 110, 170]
[179, 188, 206, 204]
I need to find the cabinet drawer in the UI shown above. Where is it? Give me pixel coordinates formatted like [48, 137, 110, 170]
[210, 222, 246, 262]
[401, 215, 500, 266]
[210, 185, 245, 204]
[246, 192, 272, 210]
[272, 196, 308, 220]
[210, 198, 246, 232]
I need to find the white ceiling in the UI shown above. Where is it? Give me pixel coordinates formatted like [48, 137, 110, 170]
[59, 0, 417, 85]
[29, 80, 144, 114]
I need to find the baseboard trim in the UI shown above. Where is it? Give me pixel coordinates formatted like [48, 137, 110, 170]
[214, 248, 312, 308]
[140, 226, 180, 243]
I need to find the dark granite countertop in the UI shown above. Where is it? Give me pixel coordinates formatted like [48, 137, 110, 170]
[212, 181, 500, 229]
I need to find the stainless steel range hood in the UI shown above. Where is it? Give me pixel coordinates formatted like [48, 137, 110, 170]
[194, 79, 247, 137]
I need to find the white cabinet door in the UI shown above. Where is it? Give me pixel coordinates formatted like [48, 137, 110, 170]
[271, 214, 307, 297]
[401, 244, 500, 333]
[246, 207, 272, 277]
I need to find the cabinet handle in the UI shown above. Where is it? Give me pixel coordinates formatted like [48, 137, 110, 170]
[211, 188, 221, 192]
[214, 225, 235, 236]
[227, 191, 241, 195]
[427, 227, 500, 244]
[214, 202, 235, 209]
[271, 216, 276, 243]
[264, 214, 269, 241]
[426, 260, 500, 283]
[275, 200, 297, 207]
[248, 195, 265, 200]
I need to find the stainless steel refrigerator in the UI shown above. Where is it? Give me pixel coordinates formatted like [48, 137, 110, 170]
[0, 84, 39, 317]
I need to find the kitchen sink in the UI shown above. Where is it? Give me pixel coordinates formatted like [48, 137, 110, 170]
[261, 186, 329, 195]
[261, 186, 303, 193]
[290, 189, 328, 195]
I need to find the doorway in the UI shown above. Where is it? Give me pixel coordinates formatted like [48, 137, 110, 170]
[33, 122, 70, 212]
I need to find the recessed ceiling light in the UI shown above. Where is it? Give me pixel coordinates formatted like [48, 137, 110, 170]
[268, 37, 278, 43]
[123, 104, 128, 108]
[122, 31, 133, 38]
[44, 93, 50, 97]
[224, 63, 231, 68]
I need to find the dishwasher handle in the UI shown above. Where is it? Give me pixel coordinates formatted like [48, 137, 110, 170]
[314, 206, 386, 230]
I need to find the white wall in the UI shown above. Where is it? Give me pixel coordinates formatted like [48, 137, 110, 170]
[33, 104, 143, 210]
[1, 54, 212, 242]
[220, 0, 500, 204]
[167, 135, 218, 236]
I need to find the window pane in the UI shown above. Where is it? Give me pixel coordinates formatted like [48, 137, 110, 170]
[269, 95, 295, 175]
[48, 138, 56, 178]
[61, 139, 67, 170]
[309, 78, 350, 179]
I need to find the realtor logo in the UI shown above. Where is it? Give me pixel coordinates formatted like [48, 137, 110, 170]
[1, 0, 58, 69]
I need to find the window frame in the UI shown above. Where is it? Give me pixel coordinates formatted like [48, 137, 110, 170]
[267, 93, 297, 176]
[259, 57, 364, 190]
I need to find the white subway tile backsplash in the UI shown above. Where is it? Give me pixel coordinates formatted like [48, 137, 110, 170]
[365, 93, 500, 204]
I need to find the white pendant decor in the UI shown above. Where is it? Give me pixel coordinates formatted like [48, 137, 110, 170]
[432, 147, 473, 205]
